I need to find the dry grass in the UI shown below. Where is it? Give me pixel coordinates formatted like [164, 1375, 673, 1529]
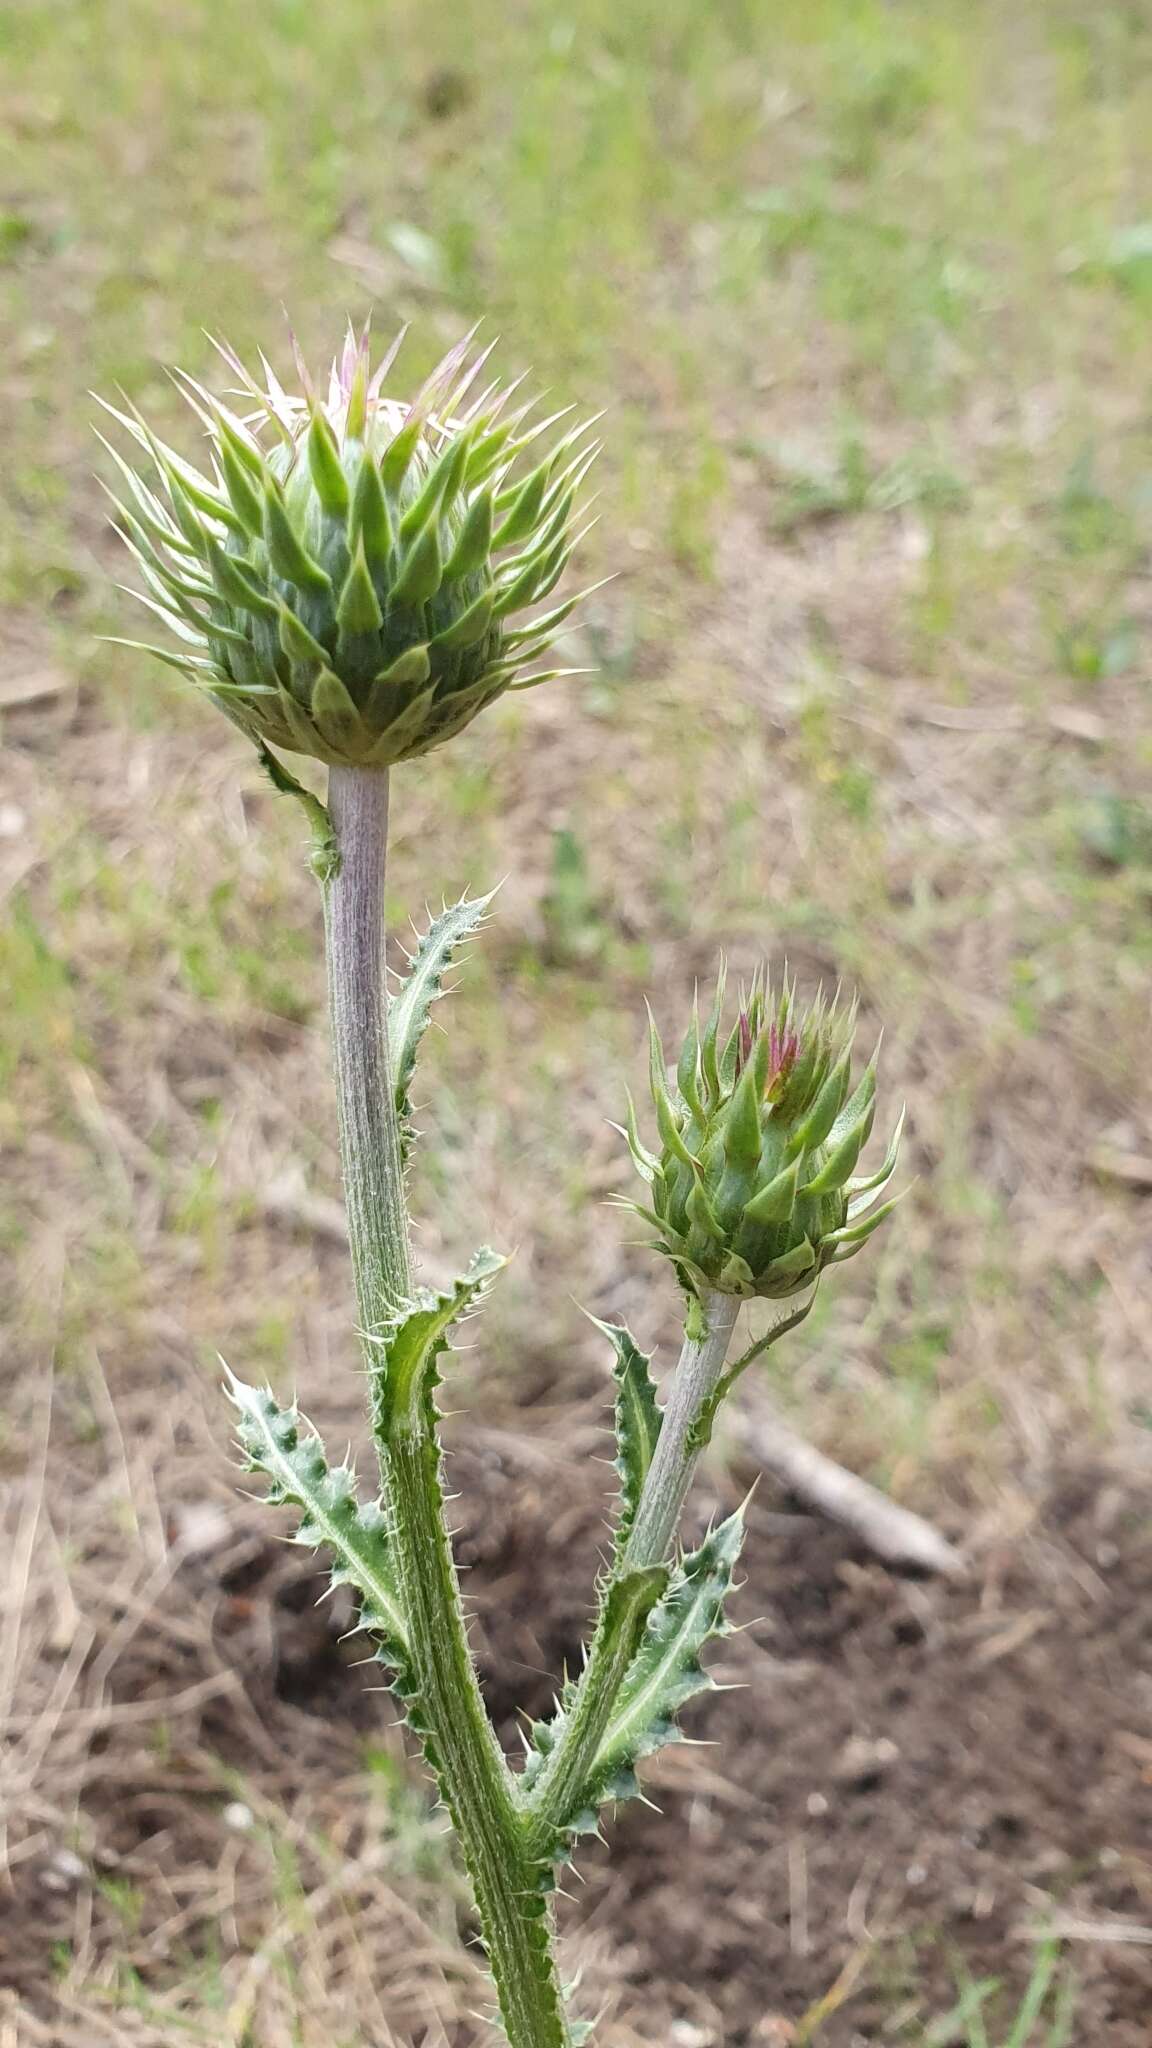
[3, 0, 1152, 2037]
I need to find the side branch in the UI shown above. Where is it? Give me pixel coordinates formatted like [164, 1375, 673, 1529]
[623, 1290, 741, 1570]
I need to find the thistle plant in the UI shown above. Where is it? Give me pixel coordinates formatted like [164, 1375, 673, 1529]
[102, 325, 904, 2048]
[99, 323, 596, 771]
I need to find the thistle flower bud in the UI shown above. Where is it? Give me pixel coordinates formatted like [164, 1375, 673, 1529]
[99, 324, 600, 768]
[624, 969, 904, 1301]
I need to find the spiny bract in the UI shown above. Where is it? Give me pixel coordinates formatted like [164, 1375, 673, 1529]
[624, 968, 904, 1301]
[99, 324, 599, 768]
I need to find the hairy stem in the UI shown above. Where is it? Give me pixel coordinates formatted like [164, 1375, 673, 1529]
[324, 764, 570, 2048]
[624, 1289, 741, 1569]
[324, 767, 412, 1324]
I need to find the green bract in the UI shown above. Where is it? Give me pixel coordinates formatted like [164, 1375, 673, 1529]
[99, 326, 599, 767]
[625, 969, 904, 1301]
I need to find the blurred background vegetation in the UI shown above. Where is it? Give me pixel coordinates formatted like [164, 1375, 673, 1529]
[1, 2, 1150, 2043]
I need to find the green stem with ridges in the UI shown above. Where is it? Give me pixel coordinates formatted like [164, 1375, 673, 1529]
[324, 764, 569, 2048]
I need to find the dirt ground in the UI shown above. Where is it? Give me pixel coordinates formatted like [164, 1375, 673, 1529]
[4, 1383, 1150, 2045]
[4, 7, 1152, 2041]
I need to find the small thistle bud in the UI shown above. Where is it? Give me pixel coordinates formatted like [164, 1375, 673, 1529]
[623, 969, 904, 1301]
[98, 325, 600, 769]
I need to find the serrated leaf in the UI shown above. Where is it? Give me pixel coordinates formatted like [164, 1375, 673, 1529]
[372, 1247, 506, 1440]
[593, 1512, 744, 1782]
[389, 892, 494, 1145]
[520, 1562, 669, 1855]
[523, 1515, 744, 1867]
[589, 1318, 663, 1559]
[225, 1370, 407, 1654]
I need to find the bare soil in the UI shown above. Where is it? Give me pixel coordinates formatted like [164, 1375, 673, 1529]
[5, 1403, 1150, 2045]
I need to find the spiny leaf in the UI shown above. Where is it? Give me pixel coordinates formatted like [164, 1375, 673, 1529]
[225, 1370, 407, 1654]
[371, 1247, 506, 1440]
[389, 892, 495, 1147]
[521, 1563, 669, 1857]
[593, 1511, 744, 1785]
[587, 1318, 663, 1560]
[522, 1515, 744, 1871]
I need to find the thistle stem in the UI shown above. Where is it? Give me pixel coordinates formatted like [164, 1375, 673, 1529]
[624, 1289, 741, 1568]
[324, 765, 570, 2048]
[523, 1288, 740, 1840]
[324, 767, 412, 1324]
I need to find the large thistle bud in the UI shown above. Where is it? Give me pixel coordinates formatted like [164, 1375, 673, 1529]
[98, 325, 598, 768]
[624, 969, 904, 1302]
